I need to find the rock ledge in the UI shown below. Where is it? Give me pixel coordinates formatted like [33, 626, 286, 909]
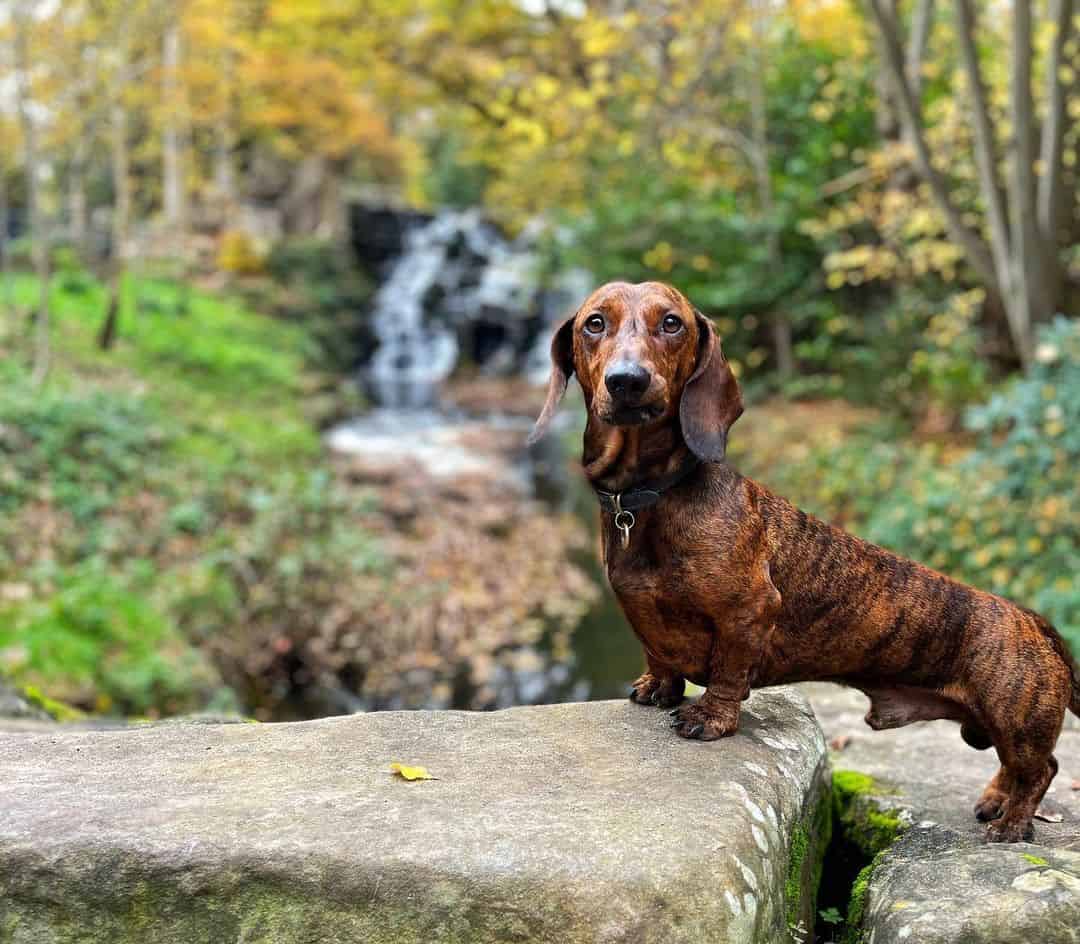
[1, 690, 828, 944]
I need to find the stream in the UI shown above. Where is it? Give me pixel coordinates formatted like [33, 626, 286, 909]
[328, 204, 643, 711]
[325, 401, 644, 711]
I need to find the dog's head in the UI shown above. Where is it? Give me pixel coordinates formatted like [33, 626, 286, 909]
[528, 281, 743, 461]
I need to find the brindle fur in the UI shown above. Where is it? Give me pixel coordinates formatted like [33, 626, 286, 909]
[529, 280, 1080, 844]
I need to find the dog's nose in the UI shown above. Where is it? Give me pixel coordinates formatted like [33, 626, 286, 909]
[605, 362, 651, 404]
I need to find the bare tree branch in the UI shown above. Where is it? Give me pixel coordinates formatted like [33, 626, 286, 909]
[866, 0, 998, 287]
[953, 0, 1012, 283]
[905, 0, 935, 100]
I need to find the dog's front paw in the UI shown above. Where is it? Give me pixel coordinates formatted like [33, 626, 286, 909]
[629, 673, 685, 708]
[669, 700, 739, 741]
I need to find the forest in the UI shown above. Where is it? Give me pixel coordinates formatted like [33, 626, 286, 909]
[0, 0, 1077, 721]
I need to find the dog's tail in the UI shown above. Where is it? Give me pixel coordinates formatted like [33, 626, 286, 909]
[1069, 659, 1080, 719]
[1033, 612, 1080, 717]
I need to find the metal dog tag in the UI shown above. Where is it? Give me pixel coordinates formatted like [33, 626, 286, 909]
[612, 494, 635, 549]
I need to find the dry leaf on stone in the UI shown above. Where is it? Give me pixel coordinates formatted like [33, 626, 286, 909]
[1034, 807, 1064, 823]
[828, 734, 853, 752]
[390, 762, 436, 781]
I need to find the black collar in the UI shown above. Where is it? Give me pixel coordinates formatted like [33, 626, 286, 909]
[592, 454, 702, 514]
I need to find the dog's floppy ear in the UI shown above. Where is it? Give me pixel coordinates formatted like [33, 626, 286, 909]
[679, 309, 743, 462]
[527, 315, 576, 445]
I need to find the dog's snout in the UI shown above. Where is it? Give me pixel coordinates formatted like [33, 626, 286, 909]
[604, 362, 651, 403]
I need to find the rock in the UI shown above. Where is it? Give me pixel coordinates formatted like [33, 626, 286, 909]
[801, 682, 1080, 944]
[0, 680, 50, 722]
[1, 690, 829, 944]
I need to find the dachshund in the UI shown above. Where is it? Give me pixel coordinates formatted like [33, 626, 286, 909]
[528, 280, 1080, 843]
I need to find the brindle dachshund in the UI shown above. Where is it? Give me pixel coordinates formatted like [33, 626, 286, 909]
[528, 280, 1080, 843]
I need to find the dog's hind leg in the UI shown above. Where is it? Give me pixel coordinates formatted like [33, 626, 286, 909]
[974, 766, 1013, 822]
[982, 688, 1064, 842]
[985, 754, 1057, 842]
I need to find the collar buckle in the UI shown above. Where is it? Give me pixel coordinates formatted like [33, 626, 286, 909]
[611, 493, 636, 549]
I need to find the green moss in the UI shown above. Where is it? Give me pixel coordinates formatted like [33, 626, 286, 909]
[841, 853, 884, 944]
[785, 824, 811, 927]
[832, 770, 879, 797]
[822, 769, 907, 943]
[785, 771, 833, 932]
[1021, 853, 1049, 867]
[19, 685, 86, 723]
[831, 769, 905, 858]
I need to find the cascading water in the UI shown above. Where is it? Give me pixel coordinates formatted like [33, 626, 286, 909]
[366, 213, 465, 409]
[362, 208, 589, 408]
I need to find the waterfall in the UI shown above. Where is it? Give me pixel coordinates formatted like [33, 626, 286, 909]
[361, 208, 589, 408]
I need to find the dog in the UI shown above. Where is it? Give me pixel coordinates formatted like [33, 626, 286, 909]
[528, 280, 1080, 843]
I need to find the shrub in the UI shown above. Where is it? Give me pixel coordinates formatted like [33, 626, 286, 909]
[784, 288, 991, 417]
[0, 559, 220, 716]
[0, 386, 170, 522]
[218, 230, 265, 275]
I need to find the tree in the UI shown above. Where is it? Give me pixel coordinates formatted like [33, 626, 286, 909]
[11, 0, 50, 384]
[0, 155, 13, 330]
[867, 0, 1076, 367]
[161, 12, 188, 245]
[98, 27, 133, 351]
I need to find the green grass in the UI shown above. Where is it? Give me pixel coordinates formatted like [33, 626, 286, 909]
[0, 268, 339, 716]
[5, 270, 320, 466]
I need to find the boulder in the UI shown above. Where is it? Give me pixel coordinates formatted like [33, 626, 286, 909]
[801, 682, 1080, 944]
[1, 690, 829, 944]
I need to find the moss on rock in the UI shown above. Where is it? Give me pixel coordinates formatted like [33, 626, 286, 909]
[16, 685, 85, 723]
[841, 852, 888, 944]
[832, 769, 905, 858]
[785, 765, 834, 937]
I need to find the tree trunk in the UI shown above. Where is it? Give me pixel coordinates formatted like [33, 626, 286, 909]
[1005, 0, 1040, 365]
[215, 116, 236, 218]
[0, 169, 14, 329]
[69, 125, 90, 260]
[13, 3, 50, 385]
[749, 0, 794, 379]
[162, 20, 187, 243]
[1035, 0, 1073, 316]
[214, 43, 238, 229]
[100, 98, 130, 351]
[282, 155, 328, 235]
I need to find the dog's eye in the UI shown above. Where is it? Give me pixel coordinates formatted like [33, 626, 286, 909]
[584, 314, 606, 335]
[662, 314, 684, 334]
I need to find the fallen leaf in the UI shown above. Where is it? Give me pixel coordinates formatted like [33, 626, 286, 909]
[829, 734, 853, 752]
[1034, 807, 1063, 823]
[390, 762, 436, 781]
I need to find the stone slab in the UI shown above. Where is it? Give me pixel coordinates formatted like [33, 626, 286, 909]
[1, 690, 829, 944]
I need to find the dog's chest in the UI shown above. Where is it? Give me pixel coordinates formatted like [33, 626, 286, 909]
[605, 533, 717, 679]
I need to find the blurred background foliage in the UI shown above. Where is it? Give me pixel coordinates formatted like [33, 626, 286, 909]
[0, 0, 1077, 719]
